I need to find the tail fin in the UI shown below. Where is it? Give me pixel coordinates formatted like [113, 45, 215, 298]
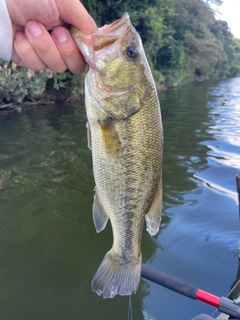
[91, 250, 141, 298]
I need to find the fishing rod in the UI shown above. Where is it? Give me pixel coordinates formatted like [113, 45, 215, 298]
[141, 264, 240, 319]
[140, 174, 240, 319]
[236, 174, 240, 216]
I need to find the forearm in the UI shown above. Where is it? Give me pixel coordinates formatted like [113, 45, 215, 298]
[0, 0, 12, 60]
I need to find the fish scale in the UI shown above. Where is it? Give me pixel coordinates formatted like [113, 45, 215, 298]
[71, 12, 163, 298]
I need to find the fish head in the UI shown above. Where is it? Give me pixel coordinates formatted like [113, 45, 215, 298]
[71, 13, 149, 93]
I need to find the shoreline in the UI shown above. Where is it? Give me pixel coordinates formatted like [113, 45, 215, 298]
[0, 75, 238, 114]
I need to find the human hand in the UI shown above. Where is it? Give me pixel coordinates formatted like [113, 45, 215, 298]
[6, 0, 96, 73]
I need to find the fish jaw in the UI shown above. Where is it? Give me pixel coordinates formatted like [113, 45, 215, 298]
[72, 12, 150, 120]
[70, 12, 132, 69]
[70, 11, 146, 96]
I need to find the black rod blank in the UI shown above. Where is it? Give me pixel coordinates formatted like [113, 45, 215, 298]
[141, 264, 198, 300]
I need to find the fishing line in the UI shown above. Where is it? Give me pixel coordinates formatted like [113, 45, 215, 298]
[211, 278, 240, 317]
[211, 242, 240, 318]
[227, 279, 240, 298]
[127, 295, 133, 320]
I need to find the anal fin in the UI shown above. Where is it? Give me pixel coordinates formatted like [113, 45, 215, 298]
[86, 121, 92, 150]
[145, 179, 162, 236]
[93, 191, 109, 233]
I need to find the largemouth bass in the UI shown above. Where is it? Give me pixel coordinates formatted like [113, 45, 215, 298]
[71, 12, 163, 299]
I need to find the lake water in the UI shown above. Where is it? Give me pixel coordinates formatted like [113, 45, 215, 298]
[0, 77, 239, 320]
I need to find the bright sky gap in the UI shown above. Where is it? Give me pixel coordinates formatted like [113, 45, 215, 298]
[214, 0, 240, 39]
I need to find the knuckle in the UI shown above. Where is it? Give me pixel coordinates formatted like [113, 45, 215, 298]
[47, 59, 67, 73]
[34, 65, 45, 72]
[55, 65, 67, 73]
[61, 43, 75, 57]
[70, 63, 86, 75]
[17, 43, 32, 58]
[38, 40, 52, 52]
[28, 64, 45, 72]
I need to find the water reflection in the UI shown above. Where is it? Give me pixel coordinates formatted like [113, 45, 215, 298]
[0, 78, 240, 320]
[0, 104, 157, 320]
[143, 79, 240, 320]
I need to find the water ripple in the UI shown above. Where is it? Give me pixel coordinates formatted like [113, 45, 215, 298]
[193, 173, 238, 204]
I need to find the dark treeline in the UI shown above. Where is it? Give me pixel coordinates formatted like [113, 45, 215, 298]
[1, 0, 240, 106]
[83, 0, 240, 87]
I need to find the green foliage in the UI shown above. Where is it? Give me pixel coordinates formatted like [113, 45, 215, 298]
[0, 61, 85, 105]
[82, 0, 240, 87]
[0, 61, 48, 104]
[70, 74, 85, 96]
[1, 0, 240, 106]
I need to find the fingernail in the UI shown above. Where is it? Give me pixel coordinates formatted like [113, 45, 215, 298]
[27, 21, 42, 37]
[54, 28, 68, 43]
[15, 31, 24, 42]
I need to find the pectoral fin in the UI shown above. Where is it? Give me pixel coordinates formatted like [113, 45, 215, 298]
[145, 180, 162, 236]
[86, 122, 92, 150]
[92, 191, 109, 233]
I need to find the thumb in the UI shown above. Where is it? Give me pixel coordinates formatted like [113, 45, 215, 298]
[56, 0, 97, 34]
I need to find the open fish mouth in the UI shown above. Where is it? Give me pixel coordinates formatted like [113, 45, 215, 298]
[97, 12, 130, 35]
[70, 13, 132, 52]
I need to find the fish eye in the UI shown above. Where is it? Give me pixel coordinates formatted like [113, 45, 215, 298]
[125, 45, 138, 59]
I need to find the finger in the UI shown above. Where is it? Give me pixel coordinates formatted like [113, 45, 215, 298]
[11, 48, 21, 65]
[13, 31, 46, 71]
[25, 20, 67, 73]
[11, 23, 24, 64]
[56, 0, 97, 34]
[6, 0, 62, 28]
[51, 27, 86, 74]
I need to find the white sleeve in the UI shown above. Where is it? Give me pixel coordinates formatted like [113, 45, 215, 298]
[0, 0, 13, 61]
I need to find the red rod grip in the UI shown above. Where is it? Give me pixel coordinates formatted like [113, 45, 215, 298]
[196, 289, 221, 307]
